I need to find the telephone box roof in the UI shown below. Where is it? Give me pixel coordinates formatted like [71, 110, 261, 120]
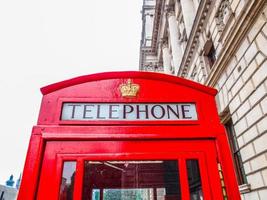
[40, 71, 217, 96]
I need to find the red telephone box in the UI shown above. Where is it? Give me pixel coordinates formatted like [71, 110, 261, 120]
[18, 71, 240, 200]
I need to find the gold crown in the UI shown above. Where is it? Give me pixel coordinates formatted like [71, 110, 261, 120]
[119, 79, 140, 97]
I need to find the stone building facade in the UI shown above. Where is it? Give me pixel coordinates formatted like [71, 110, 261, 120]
[139, 0, 267, 199]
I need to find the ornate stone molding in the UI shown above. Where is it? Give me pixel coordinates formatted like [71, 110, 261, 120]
[164, 3, 175, 16]
[205, 0, 266, 87]
[215, 0, 232, 32]
[177, 0, 213, 77]
[160, 38, 169, 48]
[166, 10, 176, 19]
[151, 0, 164, 52]
[143, 62, 164, 72]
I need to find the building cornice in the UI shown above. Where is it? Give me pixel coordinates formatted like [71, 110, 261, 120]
[151, 0, 164, 52]
[205, 0, 266, 87]
[178, 0, 212, 77]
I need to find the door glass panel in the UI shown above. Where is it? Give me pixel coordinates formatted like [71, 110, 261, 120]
[186, 160, 203, 200]
[59, 161, 77, 200]
[82, 161, 181, 200]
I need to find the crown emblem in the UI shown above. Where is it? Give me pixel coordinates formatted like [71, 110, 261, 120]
[119, 79, 140, 98]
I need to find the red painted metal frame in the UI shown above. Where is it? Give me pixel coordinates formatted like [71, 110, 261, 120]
[18, 71, 241, 200]
[37, 140, 221, 200]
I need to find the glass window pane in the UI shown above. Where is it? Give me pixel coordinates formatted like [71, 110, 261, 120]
[82, 161, 181, 200]
[59, 161, 77, 200]
[186, 160, 203, 200]
[225, 119, 247, 184]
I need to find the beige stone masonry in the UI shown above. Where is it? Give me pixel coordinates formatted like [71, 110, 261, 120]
[235, 117, 248, 136]
[236, 99, 250, 119]
[237, 135, 245, 148]
[263, 23, 267, 36]
[247, 171, 265, 189]
[250, 154, 267, 172]
[225, 73, 236, 91]
[249, 84, 266, 107]
[257, 117, 267, 134]
[243, 161, 252, 174]
[259, 95, 267, 114]
[229, 93, 241, 114]
[262, 168, 267, 186]
[243, 190, 260, 200]
[252, 60, 267, 87]
[222, 86, 229, 106]
[247, 14, 266, 42]
[242, 125, 258, 145]
[259, 189, 267, 200]
[255, 33, 267, 56]
[255, 53, 265, 66]
[236, 38, 250, 61]
[239, 80, 255, 102]
[242, 60, 258, 83]
[231, 76, 244, 97]
[217, 90, 225, 113]
[246, 105, 263, 127]
[244, 42, 258, 65]
[232, 112, 238, 124]
[226, 56, 238, 76]
[253, 133, 267, 154]
[217, 72, 227, 89]
[233, 58, 247, 81]
[240, 143, 255, 161]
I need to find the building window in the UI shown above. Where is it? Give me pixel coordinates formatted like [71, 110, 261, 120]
[224, 119, 247, 185]
[206, 43, 216, 67]
[202, 39, 216, 70]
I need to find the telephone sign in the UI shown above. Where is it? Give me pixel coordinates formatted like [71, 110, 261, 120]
[61, 103, 198, 121]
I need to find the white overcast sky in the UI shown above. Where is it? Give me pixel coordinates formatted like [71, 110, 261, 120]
[0, 0, 142, 185]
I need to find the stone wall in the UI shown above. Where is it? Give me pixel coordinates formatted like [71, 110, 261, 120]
[217, 11, 267, 200]
[190, 1, 267, 199]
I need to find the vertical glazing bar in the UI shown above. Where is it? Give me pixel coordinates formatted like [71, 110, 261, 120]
[73, 158, 84, 200]
[55, 157, 64, 198]
[179, 159, 190, 200]
[153, 188, 157, 200]
[100, 189, 103, 200]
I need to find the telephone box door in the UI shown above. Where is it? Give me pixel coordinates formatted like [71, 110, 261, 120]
[37, 140, 223, 200]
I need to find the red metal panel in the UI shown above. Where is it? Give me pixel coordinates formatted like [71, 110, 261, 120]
[74, 158, 84, 200]
[179, 159, 190, 200]
[17, 128, 44, 200]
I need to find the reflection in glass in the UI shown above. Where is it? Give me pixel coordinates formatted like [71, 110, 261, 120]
[82, 161, 181, 200]
[59, 161, 76, 200]
[186, 160, 203, 200]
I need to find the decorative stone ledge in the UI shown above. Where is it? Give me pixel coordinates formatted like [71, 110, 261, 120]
[239, 183, 251, 194]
